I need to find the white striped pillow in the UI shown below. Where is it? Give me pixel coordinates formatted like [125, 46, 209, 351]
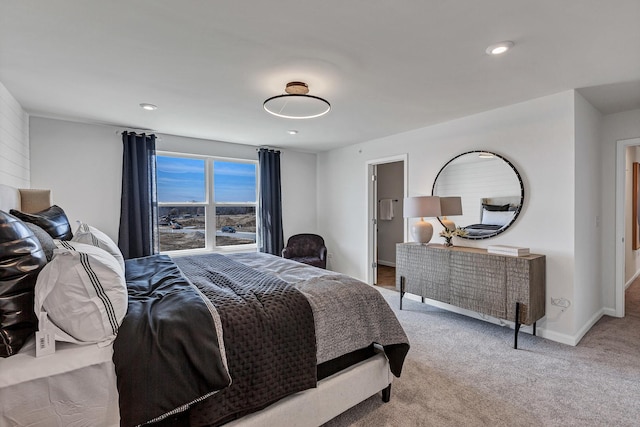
[72, 222, 125, 274]
[34, 241, 127, 345]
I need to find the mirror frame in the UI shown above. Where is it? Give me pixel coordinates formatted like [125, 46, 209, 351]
[431, 150, 524, 240]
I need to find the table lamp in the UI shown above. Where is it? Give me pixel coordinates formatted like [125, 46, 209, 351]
[403, 196, 441, 243]
[439, 196, 463, 231]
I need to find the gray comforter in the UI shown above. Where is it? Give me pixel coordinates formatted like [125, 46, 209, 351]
[226, 252, 409, 372]
[115, 252, 409, 427]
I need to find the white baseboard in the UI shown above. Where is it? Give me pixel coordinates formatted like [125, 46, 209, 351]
[400, 292, 606, 347]
[625, 269, 640, 290]
[535, 328, 577, 346]
[402, 293, 538, 334]
[572, 308, 605, 345]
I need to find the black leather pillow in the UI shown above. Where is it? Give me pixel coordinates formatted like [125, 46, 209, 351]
[482, 203, 510, 212]
[10, 205, 73, 240]
[0, 210, 47, 357]
[24, 222, 55, 261]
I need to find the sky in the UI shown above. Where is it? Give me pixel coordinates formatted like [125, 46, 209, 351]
[156, 156, 257, 203]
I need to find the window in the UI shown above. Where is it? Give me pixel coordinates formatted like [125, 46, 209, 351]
[156, 153, 257, 252]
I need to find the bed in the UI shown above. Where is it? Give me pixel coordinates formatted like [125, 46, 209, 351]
[0, 184, 409, 426]
[462, 196, 521, 238]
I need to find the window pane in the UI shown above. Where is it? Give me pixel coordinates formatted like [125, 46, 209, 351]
[158, 206, 206, 251]
[216, 206, 256, 246]
[214, 161, 257, 203]
[157, 156, 206, 203]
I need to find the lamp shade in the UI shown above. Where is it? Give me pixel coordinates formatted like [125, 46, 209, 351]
[439, 196, 463, 216]
[403, 196, 441, 218]
[439, 196, 462, 231]
[403, 196, 441, 244]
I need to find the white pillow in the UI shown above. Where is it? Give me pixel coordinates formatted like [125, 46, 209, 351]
[34, 241, 127, 345]
[72, 222, 125, 274]
[481, 209, 515, 226]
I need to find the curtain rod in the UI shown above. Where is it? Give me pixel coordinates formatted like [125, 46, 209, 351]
[256, 146, 281, 153]
[116, 129, 162, 141]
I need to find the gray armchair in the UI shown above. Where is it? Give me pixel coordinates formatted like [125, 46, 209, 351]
[282, 233, 327, 269]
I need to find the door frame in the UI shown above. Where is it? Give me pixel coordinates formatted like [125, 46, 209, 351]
[366, 154, 408, 285]
[615, 137, 640, 317]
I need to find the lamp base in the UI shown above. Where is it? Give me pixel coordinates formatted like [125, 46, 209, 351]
[441, 217, 456, 231]
[411, 218, 434, 244]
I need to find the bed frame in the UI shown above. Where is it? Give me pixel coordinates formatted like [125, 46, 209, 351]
[0, 183, 393, 426]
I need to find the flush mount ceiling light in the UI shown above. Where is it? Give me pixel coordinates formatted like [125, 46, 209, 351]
[485, 41, 514, 55]
[263, 82, 331, 119]
[139, 103, 158, 111]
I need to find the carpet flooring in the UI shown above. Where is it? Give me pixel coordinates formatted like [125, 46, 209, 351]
[323, 279, 640, 427]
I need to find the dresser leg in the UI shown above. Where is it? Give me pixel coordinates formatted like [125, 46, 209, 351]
[533, 322, 537, 336]
[400, 276, 405, 310]
[514, 302, 521, 349]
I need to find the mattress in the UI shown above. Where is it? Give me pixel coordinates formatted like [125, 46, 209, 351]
[0, 338, 119, 426]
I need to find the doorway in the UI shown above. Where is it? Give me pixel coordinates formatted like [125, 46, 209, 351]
[366, 155, 407, 287]
[616, 138, 640, 317]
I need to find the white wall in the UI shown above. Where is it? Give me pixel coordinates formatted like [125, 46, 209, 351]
[601, 108, 640, 310]
[0, 81, 30, 188]
[30, 118, 123, 238]
[573, 92, 603, 338]
[29, 117, 317, 244]
[318, 91, 578, 342]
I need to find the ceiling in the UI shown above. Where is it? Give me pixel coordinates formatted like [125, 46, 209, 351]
[1, 1, 639, 152]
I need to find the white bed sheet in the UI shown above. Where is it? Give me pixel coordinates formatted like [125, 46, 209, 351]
[0, 338, 119, 426]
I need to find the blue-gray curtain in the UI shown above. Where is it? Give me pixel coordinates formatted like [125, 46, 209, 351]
[118, 132, 158, 259]
[258, 148, 284, 255]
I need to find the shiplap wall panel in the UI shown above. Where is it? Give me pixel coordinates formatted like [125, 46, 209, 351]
[0, 82, 30, 188]
[436, 158, 520, 226]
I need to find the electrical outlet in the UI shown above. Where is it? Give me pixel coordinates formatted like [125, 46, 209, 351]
[550, 297, 571, 310]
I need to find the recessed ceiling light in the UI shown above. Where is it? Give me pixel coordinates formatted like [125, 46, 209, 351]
[485, 41, 514, 55]
[139, 103, 158, 111]
[287, 130, 299, 135]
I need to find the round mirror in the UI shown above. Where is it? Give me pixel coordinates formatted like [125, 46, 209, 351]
[432, 150, 524, 239]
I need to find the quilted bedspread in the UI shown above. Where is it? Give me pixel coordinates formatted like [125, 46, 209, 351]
[114, 255, 232, 427]
[114, 252, 409, 427]
[174, 253, 317, 426]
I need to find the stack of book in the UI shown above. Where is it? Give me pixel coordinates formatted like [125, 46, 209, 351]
[487, 245, 530, 257]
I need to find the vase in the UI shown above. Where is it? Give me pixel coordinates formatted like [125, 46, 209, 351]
[443, 237, 453, 247]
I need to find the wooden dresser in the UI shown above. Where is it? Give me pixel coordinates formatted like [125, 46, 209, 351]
[396, 243, 545, 348]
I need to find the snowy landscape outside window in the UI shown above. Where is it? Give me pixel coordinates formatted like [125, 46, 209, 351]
[156, 154, 257, 252]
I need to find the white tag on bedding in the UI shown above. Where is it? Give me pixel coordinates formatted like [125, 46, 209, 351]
[35, 311, 55, 357]
[35, 330, 55, 357]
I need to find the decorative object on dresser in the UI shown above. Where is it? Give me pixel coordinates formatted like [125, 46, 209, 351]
[439, 226, 468, 247]
[432, 150, 524, 239]
[487, 245, 530, 257]
[396, 243, 545, 349]
[403, 196, 441, 244]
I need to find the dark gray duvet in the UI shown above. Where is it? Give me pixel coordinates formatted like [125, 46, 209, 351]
[114, 252, 409, 427]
